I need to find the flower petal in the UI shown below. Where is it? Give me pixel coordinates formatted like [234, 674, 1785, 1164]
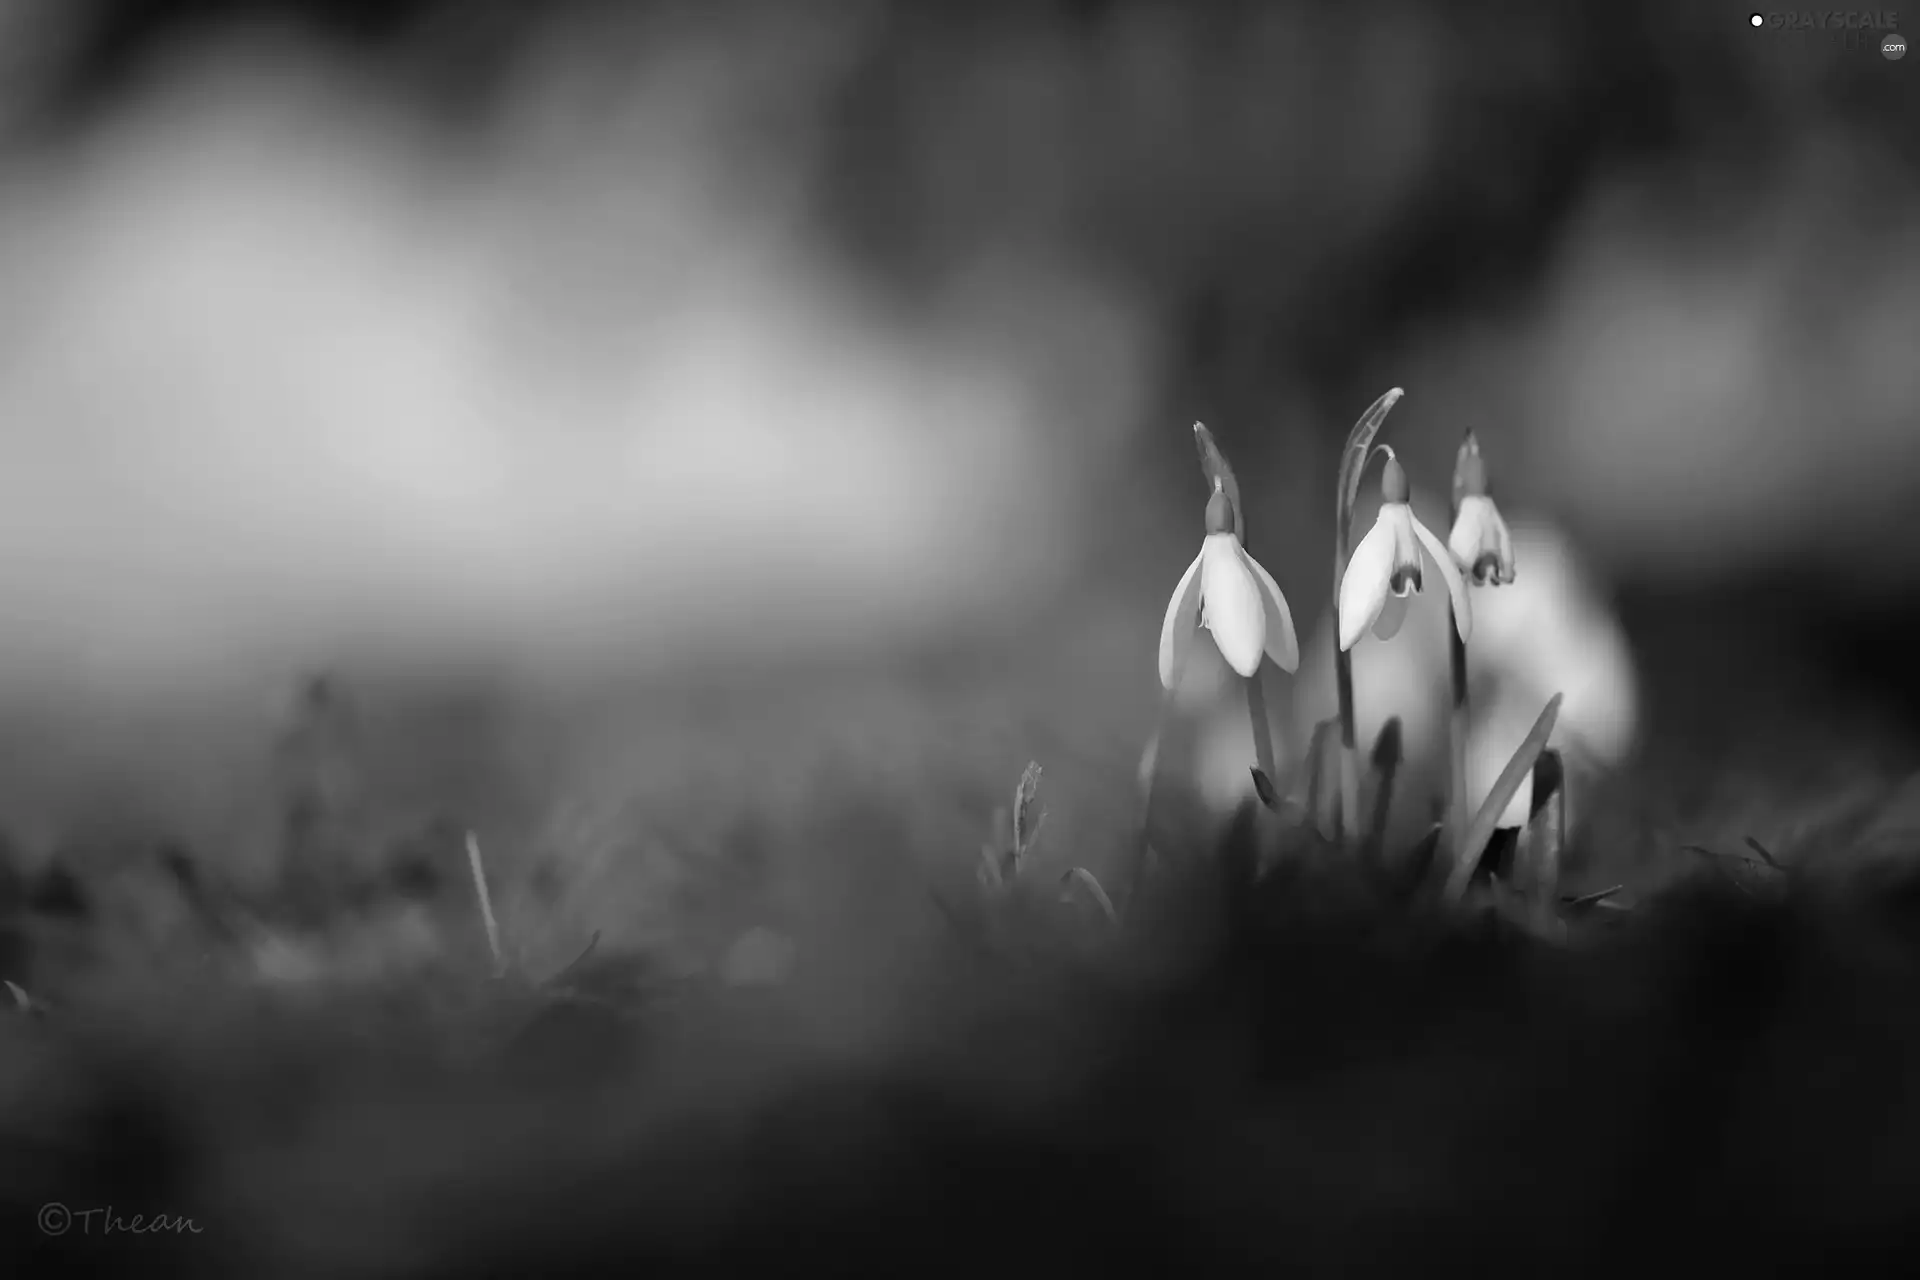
[1338, 515, 1396, 651]
[1239, 546, 1300, 673]
[1200, 533, 1265, 677]
[1449, 495, 1517, 586]
[1412, 512, 1472, 642]
[1447, 497, 1490, 575]
[1157, 549, 1205, 689]
[1493, 505, 1516, 584]
[1372, 590, 1409, 641]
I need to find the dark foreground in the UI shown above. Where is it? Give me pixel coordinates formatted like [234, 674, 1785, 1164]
[6, 827, 1920, 1280]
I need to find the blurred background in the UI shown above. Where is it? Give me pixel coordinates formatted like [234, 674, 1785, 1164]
[0, 0, 1917, 928]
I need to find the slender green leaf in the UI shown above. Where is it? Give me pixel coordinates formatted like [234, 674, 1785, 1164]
[1519, 748, 1566, 908]
[1444, 693, 1563, 902]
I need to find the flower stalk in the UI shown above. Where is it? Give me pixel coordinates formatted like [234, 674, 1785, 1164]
[1443, 430, 1518, 882]
[1445, 523, 1470, 876]
[1332, 388, 1405, 843]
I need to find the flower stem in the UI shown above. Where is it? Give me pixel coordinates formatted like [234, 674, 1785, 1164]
[1446, 607, 1470, 877]
[1245, 667, 1278, 793]
[1334, 636, 1359, 844]
[1128, 679, 1182, 917]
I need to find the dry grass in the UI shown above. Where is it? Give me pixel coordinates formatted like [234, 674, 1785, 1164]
[5, 663, 1920, 1277]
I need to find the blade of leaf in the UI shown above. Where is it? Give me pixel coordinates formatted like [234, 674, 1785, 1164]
[1521, 748, 1566, 910]
[1444, 693, 1563, 902]
[1192, 422, 1244, 543]
[1339, 388, 1405, 525]
[1061, 867, 1120, 927]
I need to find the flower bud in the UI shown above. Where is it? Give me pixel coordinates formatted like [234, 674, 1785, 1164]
[1455, 432, 1489, 499]
[1205, 484, 1236, 536]
[1380, 454, 1410, 505]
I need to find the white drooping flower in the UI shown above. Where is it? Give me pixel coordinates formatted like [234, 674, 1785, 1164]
[1295, 520, 1638, 835]
[1159, 481, 1300, 688]
[1447, 432, 1516, 588]
[1337, 453, 1471, 652]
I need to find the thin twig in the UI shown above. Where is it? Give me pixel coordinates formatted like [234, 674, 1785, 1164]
[466, 830, 506, 977]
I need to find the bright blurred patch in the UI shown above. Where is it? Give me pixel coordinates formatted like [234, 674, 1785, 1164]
[0, 19, 1153, 712]
[1411, 128, 1920, 589]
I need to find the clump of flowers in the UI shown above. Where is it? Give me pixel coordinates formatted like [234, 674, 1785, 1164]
[960, 389, 1621, 943]
[1137, 392, 1585, 933]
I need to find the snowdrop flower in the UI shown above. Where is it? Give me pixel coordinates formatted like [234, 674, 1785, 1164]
[1159, 481, 1300, 687]
[1292, 521, 1638, 844]
[1448, 432, 1516, 587]
[1338, 453, 1470, 651]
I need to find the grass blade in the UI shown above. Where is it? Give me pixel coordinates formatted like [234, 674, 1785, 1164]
[1061, 867, 1120, 928]
[1443, 693, 1563, 902]
[466, 830, 507, 977]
